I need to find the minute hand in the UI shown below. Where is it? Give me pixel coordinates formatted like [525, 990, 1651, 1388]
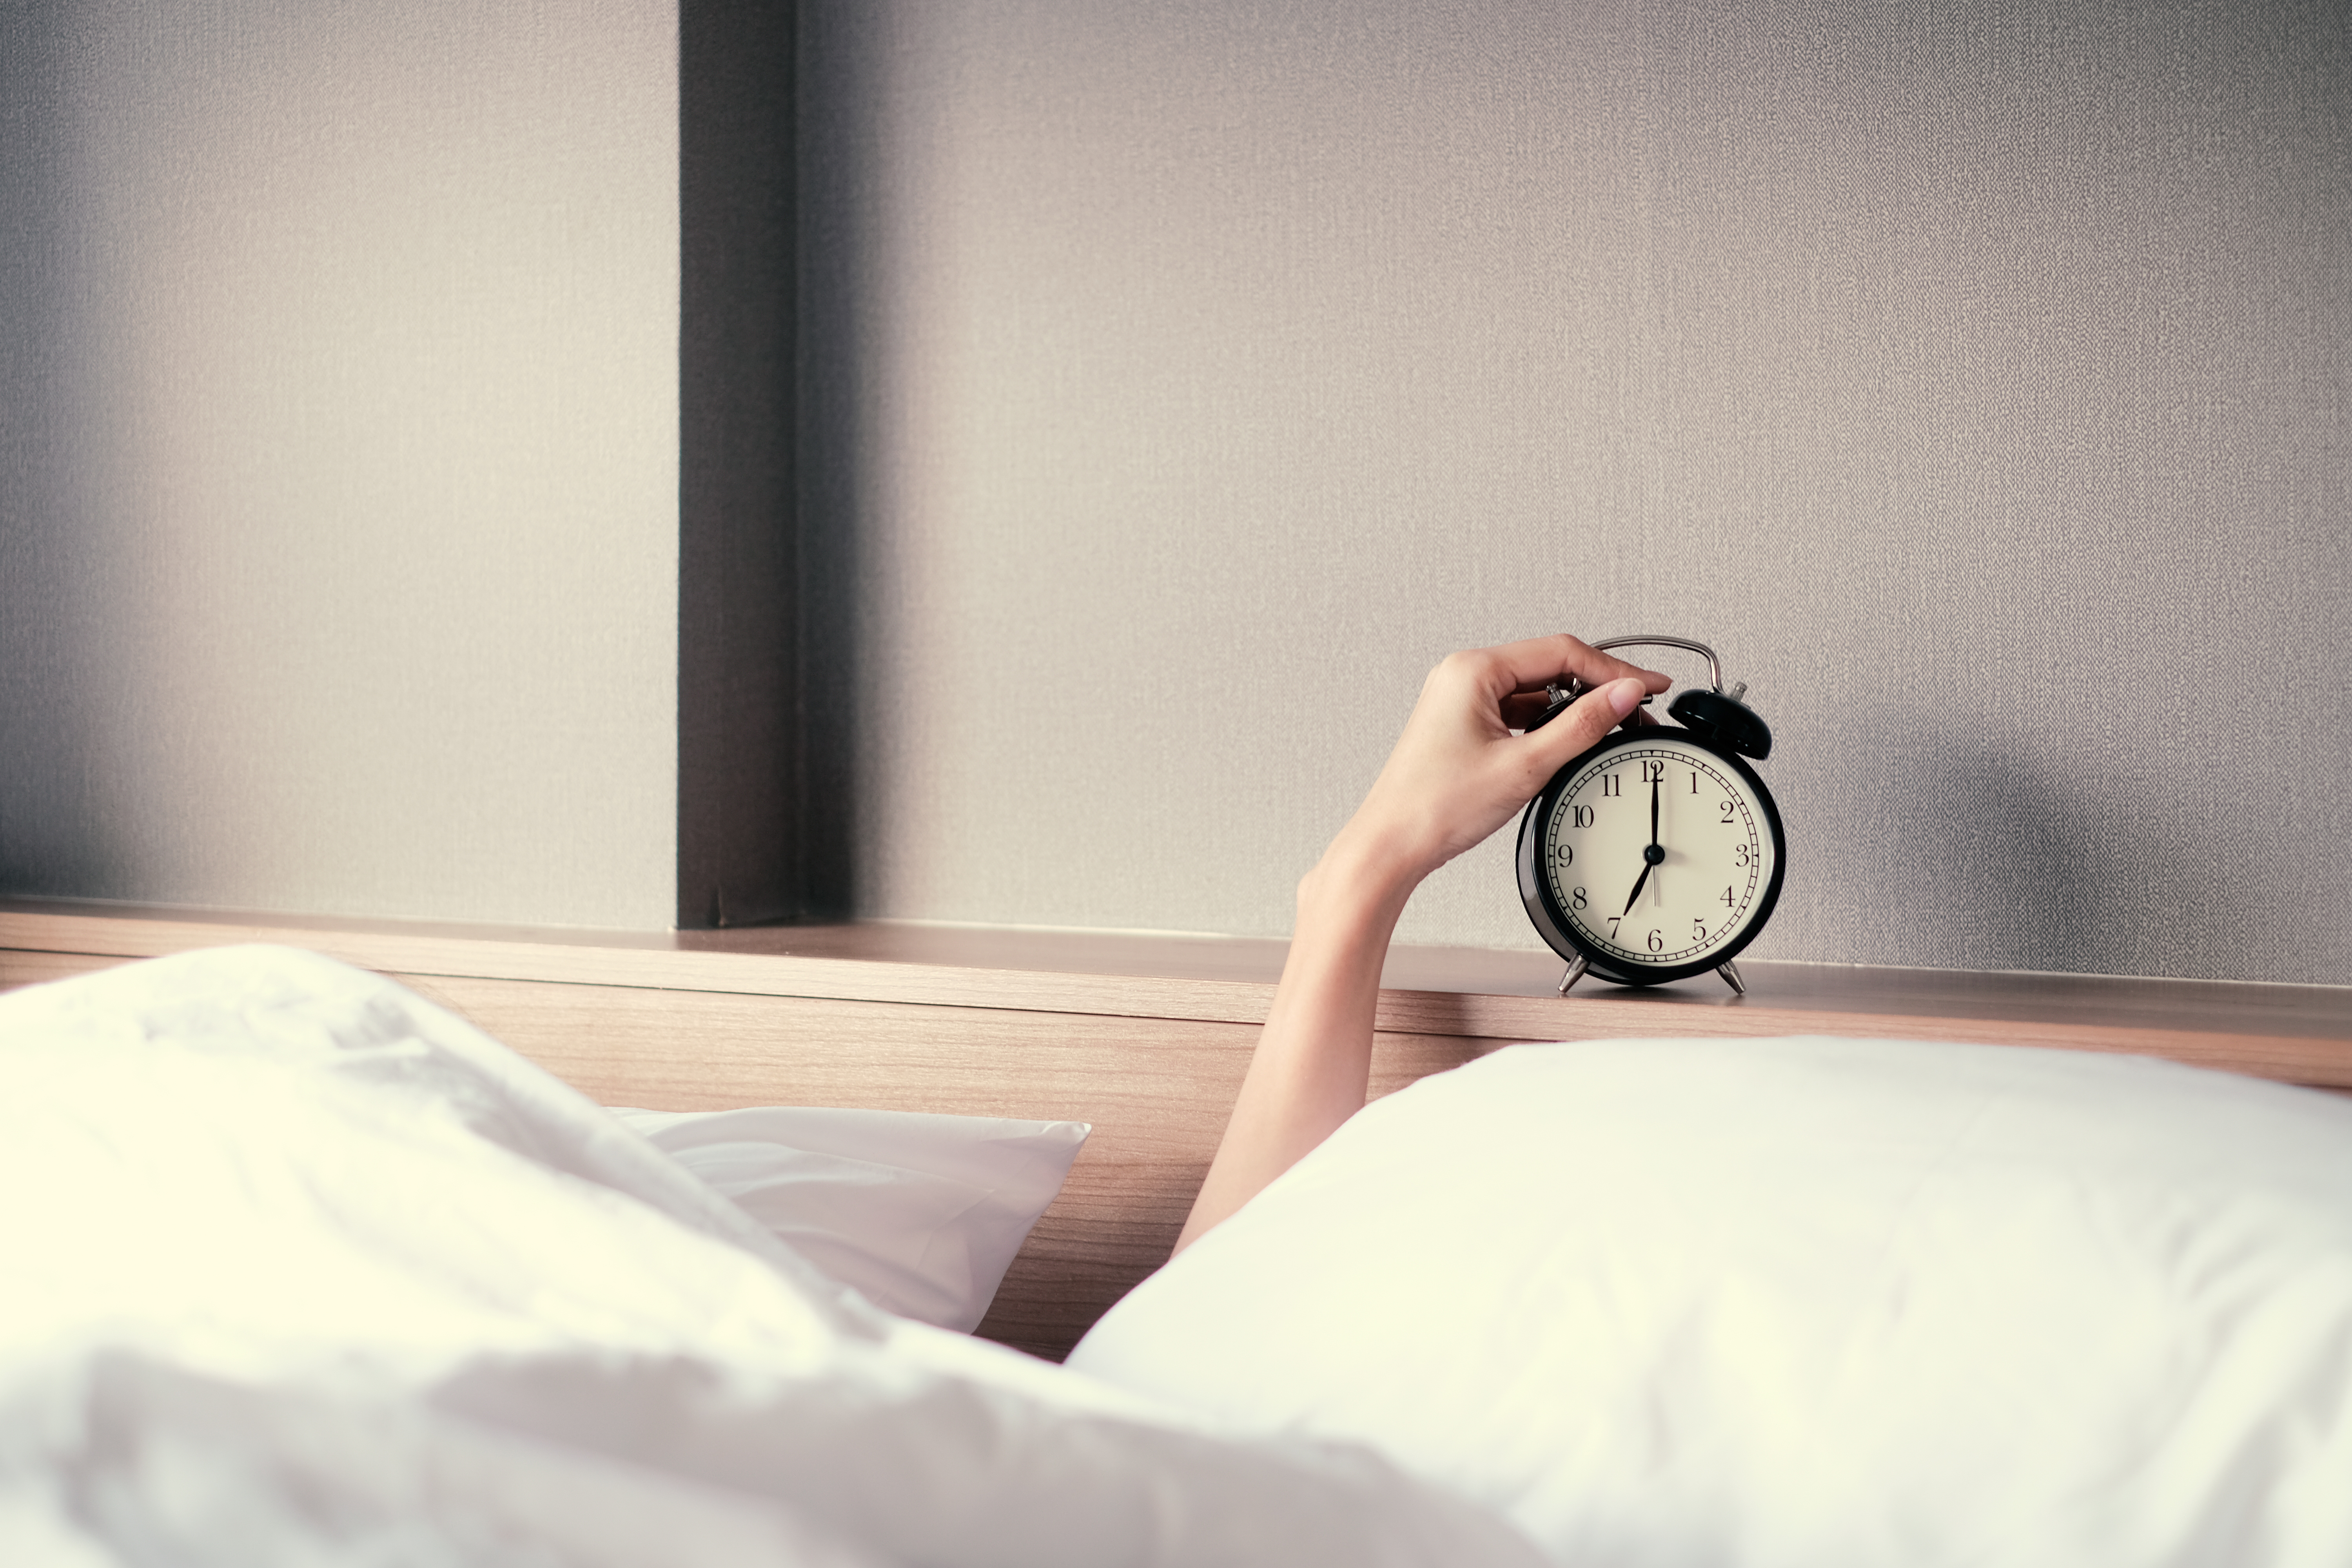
[1649, 768, 1662, 907]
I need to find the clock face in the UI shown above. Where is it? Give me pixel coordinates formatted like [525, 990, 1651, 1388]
[1517, 730, 1785, 984]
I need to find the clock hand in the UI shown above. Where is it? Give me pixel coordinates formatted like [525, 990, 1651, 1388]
[1621, 860, 1651, 916]
[1648, 772, 1662, 906]
[1621, 771, 1672, 919]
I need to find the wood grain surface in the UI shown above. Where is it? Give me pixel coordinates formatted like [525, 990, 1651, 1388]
[6, 899, 2346, 1064]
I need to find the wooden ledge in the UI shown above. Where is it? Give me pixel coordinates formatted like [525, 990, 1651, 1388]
[4, 897, 2349, 1087]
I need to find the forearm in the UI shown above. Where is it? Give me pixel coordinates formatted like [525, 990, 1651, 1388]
[1167, 641, 1660, 1256]
[1174, 830, 1419, 1254]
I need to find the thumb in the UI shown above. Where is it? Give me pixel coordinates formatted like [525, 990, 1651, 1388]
[1530, 677, 1643, 768]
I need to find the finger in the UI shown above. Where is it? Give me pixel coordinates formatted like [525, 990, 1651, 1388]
[1522, 677, 1645, 770]
[1479, 633, 1671, 700]
[1504, 685, 1642, 733]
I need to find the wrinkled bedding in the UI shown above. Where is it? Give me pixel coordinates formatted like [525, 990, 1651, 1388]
[0, 946, 1542, 1568]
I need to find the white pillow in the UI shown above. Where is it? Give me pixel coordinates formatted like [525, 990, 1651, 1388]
[1068, 1035, 2352, 1568]
[608, 1104, 1087, 1332]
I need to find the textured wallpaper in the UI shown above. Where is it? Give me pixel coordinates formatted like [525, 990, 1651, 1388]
[802, 0, 2350, 983]
[0, 0, 680, 927]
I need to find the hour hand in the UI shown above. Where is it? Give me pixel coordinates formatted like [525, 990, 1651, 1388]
[1622, 840, 1666, 916]
[1621, 861, 1652, 916]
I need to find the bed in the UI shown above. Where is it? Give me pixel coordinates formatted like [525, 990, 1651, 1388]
[3, 901, 2350, 1565]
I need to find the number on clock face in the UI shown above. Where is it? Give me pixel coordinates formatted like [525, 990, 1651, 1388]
[1541, 736, 1776, 968]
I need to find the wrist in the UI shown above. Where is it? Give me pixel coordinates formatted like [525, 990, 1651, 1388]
[1298, 822, 1423, 937]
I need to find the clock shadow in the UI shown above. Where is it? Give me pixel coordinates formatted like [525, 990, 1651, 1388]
[1860, 748, 2244, 978]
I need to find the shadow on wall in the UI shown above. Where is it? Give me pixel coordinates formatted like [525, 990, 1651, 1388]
[791, 0, 887, 924]
[681, 0, 875, 928]
[1869, 737, 2252, 981]
[0, 5, 107, 899]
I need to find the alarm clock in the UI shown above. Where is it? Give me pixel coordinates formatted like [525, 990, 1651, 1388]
[1515, 635, 1785, 996]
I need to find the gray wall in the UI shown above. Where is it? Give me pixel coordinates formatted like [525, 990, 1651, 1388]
[805, 0, 2350, 983]
[5, 1, 2347, 984]
[1, 0, 680, 928]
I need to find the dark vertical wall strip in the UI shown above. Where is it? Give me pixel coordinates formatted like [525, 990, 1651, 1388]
[0, 6, 90, 895]
[788, 0, 871, 930]
[677, 0, 810, 927]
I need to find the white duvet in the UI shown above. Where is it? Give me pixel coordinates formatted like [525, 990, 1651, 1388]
[0, 946, 1542, 1568]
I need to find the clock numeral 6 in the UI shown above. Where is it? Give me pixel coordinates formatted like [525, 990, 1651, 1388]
[1646, 927, 1664, 953]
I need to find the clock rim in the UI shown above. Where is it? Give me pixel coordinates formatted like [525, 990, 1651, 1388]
[1514, 724, 1788, 987]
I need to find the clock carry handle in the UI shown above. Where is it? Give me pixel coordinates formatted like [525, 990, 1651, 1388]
[1540, 634, 1726, 709]
[1532, 633, 1770, 762]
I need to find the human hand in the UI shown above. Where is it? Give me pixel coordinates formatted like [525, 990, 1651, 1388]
[1322, 634, 1672, 898]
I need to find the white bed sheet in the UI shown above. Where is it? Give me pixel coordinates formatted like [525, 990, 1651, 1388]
[0, 946, 1543, 1568]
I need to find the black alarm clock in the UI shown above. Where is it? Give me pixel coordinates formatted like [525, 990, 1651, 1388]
[1515, 635, 1785, 996]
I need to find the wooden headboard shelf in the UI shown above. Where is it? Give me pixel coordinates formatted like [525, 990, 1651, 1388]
[5, 897, 2348, 1359]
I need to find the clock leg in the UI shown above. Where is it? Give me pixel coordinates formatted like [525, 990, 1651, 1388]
[1557, 956, 1590, 996]
[1715, 960, 1746, 996]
